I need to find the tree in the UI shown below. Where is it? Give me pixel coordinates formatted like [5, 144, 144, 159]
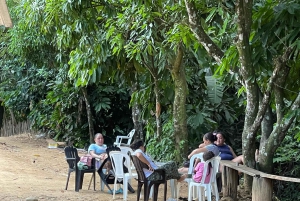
[185, 0, 300, 195]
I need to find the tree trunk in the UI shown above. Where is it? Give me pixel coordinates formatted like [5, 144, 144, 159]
[131, 77, 144, 140]
[235, 0, 256, 191]
[0, 102, 4, 129]
[154, 78, 162, 138]
[81, 87, 95, 144]
[171, 43, 188, 162]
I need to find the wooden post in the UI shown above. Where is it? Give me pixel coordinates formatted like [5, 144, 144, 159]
[252, 177, 273, 201]
[222, 166, 238, 201]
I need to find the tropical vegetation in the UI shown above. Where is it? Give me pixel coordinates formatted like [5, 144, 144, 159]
[1, 0, 300, 200]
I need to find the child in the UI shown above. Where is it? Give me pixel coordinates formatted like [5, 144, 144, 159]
[192, 151, 215, 183]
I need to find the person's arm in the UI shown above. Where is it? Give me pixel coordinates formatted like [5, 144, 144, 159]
[136, 152, 154, 171]
[188, 147, 207, 159]
[194, 162, 200, 173]
[197, 163, 204, 176]
[228, 145, 237, 158]
[89, 150, 103, 160]
[198, 143, 205, 148]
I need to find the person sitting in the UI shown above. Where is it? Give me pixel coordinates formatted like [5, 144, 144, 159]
[130, 139, 187, 182]
[214, 131, 244, 164]
[188, 132, 220, 159]
[214, 131, 246, 192]
[193, 151, 215, 183]
[88, 133, 109, 169]
[178, 132, 219, 173]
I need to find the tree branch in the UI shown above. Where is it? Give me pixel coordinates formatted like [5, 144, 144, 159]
[249, 48, 292, 135]
[184, 0, 224, 64]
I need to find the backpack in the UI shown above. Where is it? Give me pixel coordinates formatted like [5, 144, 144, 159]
[77, 154, 93, 170]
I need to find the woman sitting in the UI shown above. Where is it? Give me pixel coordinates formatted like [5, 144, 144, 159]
[88, 133, 110, 170]
[215, 131, 244, 164]
[178, 132, 219, 173]
[130, 139, 187, 182]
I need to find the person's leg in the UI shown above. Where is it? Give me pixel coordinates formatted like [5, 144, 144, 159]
[160, 161, 186, 181]
[178, 167, 188, 174]
[232, 155, 244, 164]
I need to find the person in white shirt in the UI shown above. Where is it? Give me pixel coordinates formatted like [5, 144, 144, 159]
[130, 139, 186, 182]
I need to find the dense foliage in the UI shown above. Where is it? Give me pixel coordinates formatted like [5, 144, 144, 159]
[1, 0, 300, 199]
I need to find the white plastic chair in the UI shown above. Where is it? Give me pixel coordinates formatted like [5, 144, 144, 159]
[109, 151, 138, 200]
[114, 129, 135, 147]
[211, 156, 221, 201]
[120, 146, 134, 156]
[120, 147, 136, 172]
[177, 153, 204, 200]
[188, 156, 221, 201]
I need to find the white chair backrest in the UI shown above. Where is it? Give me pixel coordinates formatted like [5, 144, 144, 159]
[120, 146, 133, 156]
[188, 153, 204, 174]
[200, 158, 214, 184]
[114, 129, 136, 147]
[212, 156, 221, 173]
[120, 147, 135, 170]
[109, 151, 133, 178]
[126, 129, 135, 145]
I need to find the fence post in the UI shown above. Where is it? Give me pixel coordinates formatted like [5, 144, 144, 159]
[252, 177, 273, 201]
[222, 165, 238, 201]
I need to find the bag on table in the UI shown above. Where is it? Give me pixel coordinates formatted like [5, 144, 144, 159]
[77, 154, 93, 170]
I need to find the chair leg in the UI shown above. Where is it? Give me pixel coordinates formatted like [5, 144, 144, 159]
[123, 177, 128, 201]
[207, 187, 212, 201]
[149, 185, 153, 199]
[88, 174, 93, 190]
[145, 184, 152, 201]
[65, 170, 72, 190]
[100, 168, 106, 191]
[75, 172, 80, 192]
[113, 178, 118, 199]
[79, 173, 84, 190]
[93, 171, 96, 191]
[164, 182, 167, 201]
[169, 179, 177, 199]
[188, 184, 193, 201]
[153, 184, 160, 201]
[137, 183, 143, 201]
[75, 172, 85, 192]
[212, 182, 219, 201]
[88, 172, 96, 191]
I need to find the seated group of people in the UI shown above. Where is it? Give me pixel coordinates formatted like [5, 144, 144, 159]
[178, 130, 244, 173]
[86, 130, 243, 184]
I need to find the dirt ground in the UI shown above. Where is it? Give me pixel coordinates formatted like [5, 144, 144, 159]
[0, 134, 251, 201]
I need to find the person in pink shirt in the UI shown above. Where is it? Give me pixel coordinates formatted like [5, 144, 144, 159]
[192, 151, 215, 183]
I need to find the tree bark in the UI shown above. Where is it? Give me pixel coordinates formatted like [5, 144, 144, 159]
[81, 87, 95, 144]
[171, 43, 188, 162]
[131, 75, 144, 140]
[184, 0, 224, 63]
[141, 55, 162, 138]
[235, 0, 256, 190]
[154, 78, 162, 138]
